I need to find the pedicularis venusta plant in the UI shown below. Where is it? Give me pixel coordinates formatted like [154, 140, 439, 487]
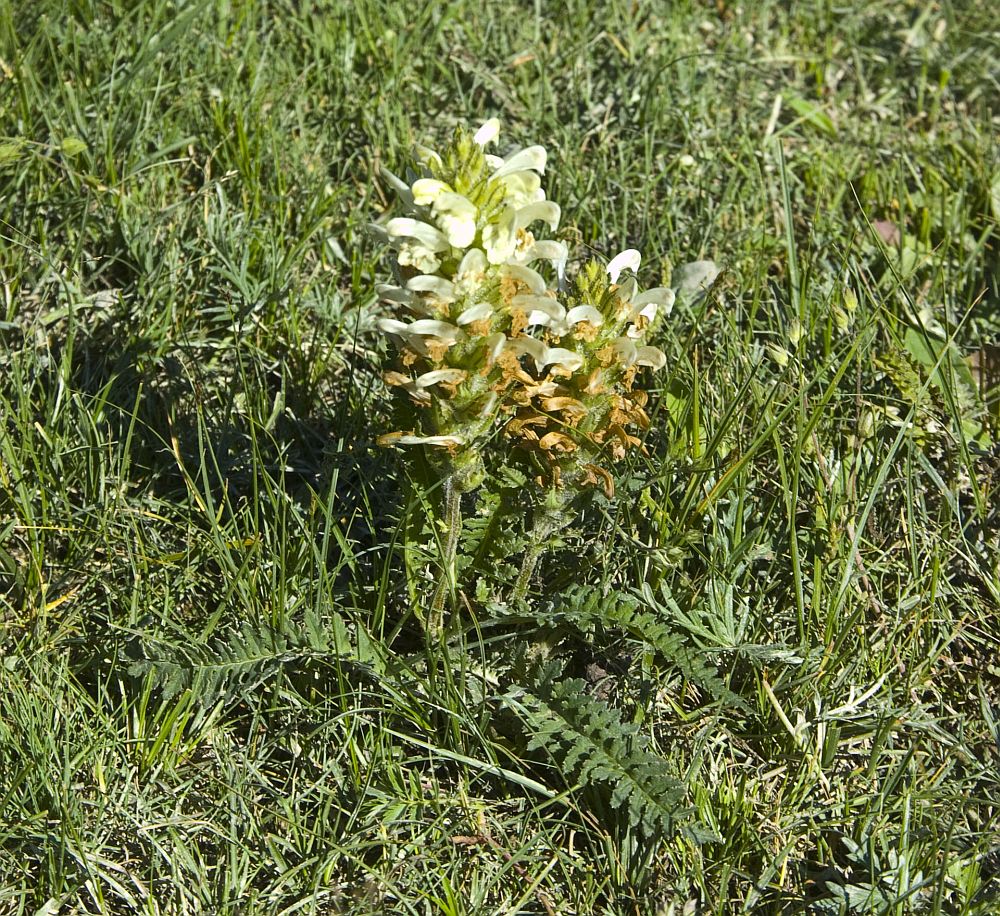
[372, 120, 688, 626]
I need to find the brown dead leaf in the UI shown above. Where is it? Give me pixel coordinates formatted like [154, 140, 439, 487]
[873, 219, 901, 246]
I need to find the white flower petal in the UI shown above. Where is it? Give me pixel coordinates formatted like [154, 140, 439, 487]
[638, 303, 658, 323]
[541, 347, 584, 371]
[484, 154, 504, 170]
[635, 345, 667, 370]
[482, 209, 517, 264]
[406, 275, 456, 302]
[375, 318, 465, 343]
[411, 178, 450, 206]
[527, 311, 559, 327]
[376, 317, 409, 336]
[473, 118, 500, 146]
[456, 302, 493, 325]
[484, 332, 507, 361]
[500, 264, 546, 295]
[504, 338, 583, 373]
[433, 191, 476, 216]
[396, 243, 441, 274]
[493, 146, 547, 178]
[443, 218, 476, 248]
[387, 376, 432, 403]
[565, 305, 604, 326]
[378, 317, 464, 353]
[515, 200, 560, 231]
[377, 318, 441, 357]
[504, 336, 547, 371]
[484, 233, 515, 265]
[625, 299, 660, 339]
[511, 294, 565, 325]
[433, 192, 478, 248]
[497, 170, 543, 207]
[386, 217, 449, 251]
[607, 249, 641, 283]
[518, 239, 568, 267]
[407, 319, 464, 341]
[632, 287, 676, 311]
[457, 248, 487, 279]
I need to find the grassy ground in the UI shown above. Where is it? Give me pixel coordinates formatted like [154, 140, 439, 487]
[1, 0, 999, 913]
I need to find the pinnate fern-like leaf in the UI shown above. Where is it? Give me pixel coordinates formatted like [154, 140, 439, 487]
[536, 584, 750, 713]
[128, 609, 365, 705]
[506, 663, 714, 840]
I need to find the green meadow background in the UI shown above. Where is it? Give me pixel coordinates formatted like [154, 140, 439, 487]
[1, 1, 998, 913]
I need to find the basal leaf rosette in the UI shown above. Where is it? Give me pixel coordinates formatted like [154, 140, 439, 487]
[374, 120, 568, 492]
[498, 249, 673, 495]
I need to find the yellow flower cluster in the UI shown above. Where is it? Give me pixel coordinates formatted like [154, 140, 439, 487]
[374, 121, 669, 495]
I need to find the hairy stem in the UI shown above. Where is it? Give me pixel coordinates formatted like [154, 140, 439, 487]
[511, 492, 572, 603]
[427, 474, 462, 638]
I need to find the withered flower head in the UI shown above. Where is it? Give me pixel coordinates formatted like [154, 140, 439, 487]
[499, 250, 671, 495]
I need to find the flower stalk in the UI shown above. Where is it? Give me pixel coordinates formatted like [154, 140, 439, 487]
[427, 472, 463, 638]
[511, 485, 574, 603]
